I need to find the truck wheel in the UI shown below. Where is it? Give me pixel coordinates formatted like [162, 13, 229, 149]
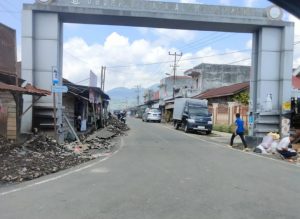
[184, 124, 189, 133]
[206, 130, 212, 135]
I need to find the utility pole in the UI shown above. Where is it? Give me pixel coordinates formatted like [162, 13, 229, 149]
[136, 85, 141, 106]
[169, 51, 182, 98]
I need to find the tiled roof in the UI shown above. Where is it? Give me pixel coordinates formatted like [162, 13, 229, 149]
[0, 82, 50, 96]
[0, 82, 25, 92]
[193, 82, 249, 99]
[24, 84, 51, 96]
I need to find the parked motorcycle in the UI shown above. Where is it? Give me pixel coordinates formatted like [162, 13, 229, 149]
[118, 112, 126, 124]
[120, 115, 126, 124]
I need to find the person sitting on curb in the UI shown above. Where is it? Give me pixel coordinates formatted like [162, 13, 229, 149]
[276, 134, 297, 159]
[230, 113, 248, 150]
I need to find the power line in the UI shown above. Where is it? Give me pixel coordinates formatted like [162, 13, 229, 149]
[177, 32, 223, 51]
[0, 10, 20, 13]
[0, 1, 19, 23]
[180, 33, 235, 52]
[74, 78, 90, 84]
[106, 49, 251, 69]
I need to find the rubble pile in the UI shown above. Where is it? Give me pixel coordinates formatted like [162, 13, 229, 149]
[0, 118, 129, 184]
[0, 136, 15, 152]
[65, 135, 114, 156]
[106, 117, 130, 135]
[0, 135, 91, 183]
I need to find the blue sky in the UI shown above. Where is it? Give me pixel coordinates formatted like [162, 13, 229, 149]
[1, 0, 300, 90]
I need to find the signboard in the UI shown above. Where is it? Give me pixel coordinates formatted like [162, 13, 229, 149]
[89, 88, 100, 103]
[282, 101, 291, 111]
[89, 70, 97, 87]
[0, 24, 16, 75]
[52, 85, 68, 93]
[52, 67, 59, 85]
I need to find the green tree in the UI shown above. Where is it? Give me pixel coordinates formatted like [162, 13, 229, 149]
[233, 91, 249, 105]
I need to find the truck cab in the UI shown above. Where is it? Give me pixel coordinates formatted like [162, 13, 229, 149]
[173, 98, 212, 134]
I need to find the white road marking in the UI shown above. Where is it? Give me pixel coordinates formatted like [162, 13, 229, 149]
[0, 138, 124, 197]
[161, 124, 300, 168]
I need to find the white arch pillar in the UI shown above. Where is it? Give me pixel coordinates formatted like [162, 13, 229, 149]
[251, 25, 294, 136]
[21, 11, 63, 134]
[21, 1, 294, 139]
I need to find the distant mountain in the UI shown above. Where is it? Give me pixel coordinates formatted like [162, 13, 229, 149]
[106, 84, 159, 110]
[107, 87, 138, 99]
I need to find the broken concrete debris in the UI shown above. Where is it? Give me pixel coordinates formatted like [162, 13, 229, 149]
[0, 117, 129, 184]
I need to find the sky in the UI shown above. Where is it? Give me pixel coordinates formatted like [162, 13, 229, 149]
[1, 0, 300, 91]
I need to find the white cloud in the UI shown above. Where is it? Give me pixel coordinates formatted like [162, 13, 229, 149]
[245, 0, 258, 7]
[246, 39, 252, 49]
[63, 33, 172, 90]
[152, 28, 197, 46]
[63, 33, 251, 91]
[137, 27, 197, 47]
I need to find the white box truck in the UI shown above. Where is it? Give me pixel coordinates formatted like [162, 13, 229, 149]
[173, 98, 212, 134]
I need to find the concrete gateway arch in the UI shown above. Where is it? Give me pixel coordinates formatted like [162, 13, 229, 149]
[21, 0, 294, 139]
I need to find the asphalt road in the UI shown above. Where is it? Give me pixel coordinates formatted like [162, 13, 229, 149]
[0, 118, 300, 219]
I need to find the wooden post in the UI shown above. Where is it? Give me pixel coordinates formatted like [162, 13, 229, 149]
[92, 103, 97, 129]
[63, 114, 80, 143]
[53, 93, 57, 140]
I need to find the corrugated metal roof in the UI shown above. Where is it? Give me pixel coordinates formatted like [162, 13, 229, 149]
[63, 78, 110, 100]
[193, 82, 249, 99]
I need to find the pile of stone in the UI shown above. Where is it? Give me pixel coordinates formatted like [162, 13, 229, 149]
[0, 118, 129, 184]
[106, 117, 130, 135]
[0, 134, 92, 183]
[65, 126, 119, 158]
[0, 136, 15, 152]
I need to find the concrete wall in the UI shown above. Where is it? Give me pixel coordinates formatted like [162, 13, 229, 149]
[186, 64, 250, 93]
[159, 76, 193, 101]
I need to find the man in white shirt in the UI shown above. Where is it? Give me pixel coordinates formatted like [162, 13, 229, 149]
[276, 134, 297, 159]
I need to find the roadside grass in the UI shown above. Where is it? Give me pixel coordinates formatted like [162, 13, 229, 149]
[213, 124, 248, 135]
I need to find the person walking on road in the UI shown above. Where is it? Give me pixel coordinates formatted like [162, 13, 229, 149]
[230, 113, 248, 148]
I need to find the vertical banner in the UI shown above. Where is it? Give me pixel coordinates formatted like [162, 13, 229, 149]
[89, 70, 97, 87]
[89, 70, 98, 103]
